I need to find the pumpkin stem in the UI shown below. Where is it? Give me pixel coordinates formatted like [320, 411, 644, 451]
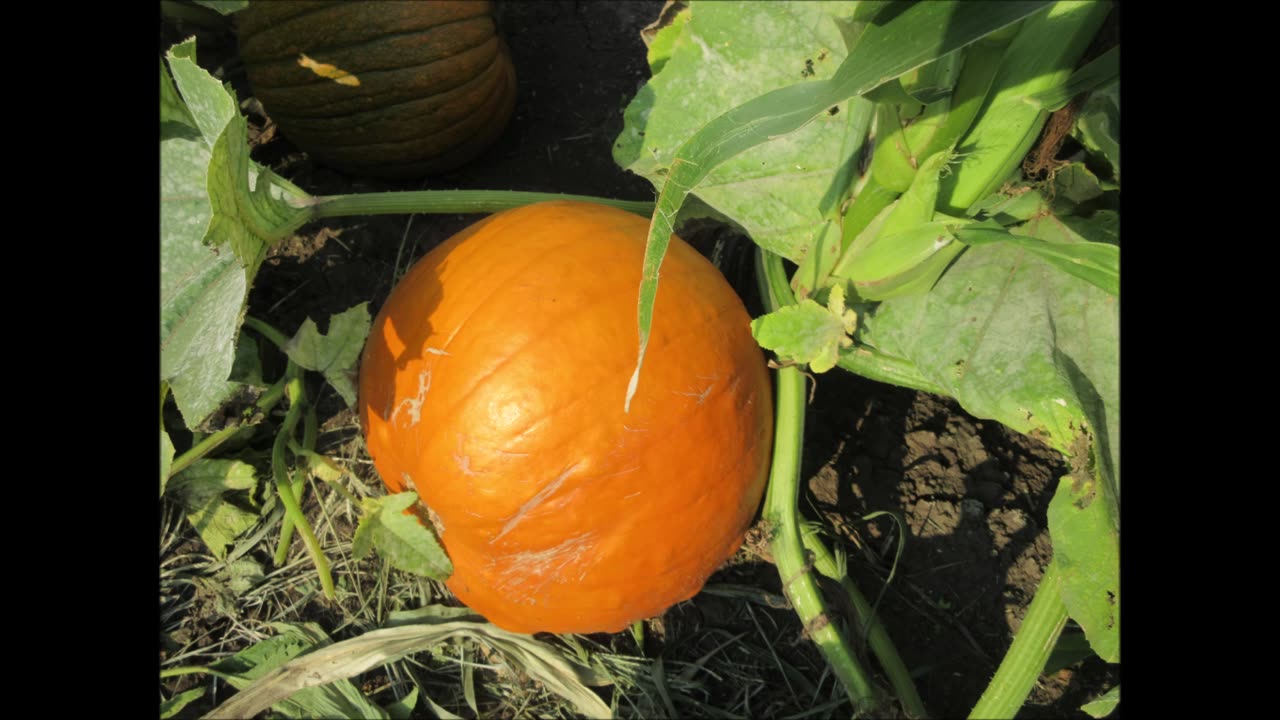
[756, 248, 888, 716]
[310, 190, 654, 220]
[968, 561, 1069, 719]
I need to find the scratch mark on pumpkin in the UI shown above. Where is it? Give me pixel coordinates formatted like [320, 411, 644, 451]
[454, 454, 478, 476]
[424, 346, 450, 356]
[674, 380, 716, 405]
[495, 531, 596, 598]
[622, 425, 648, 433]
[392, 368, 431, 426]
[622, 490, 642, 500]
[296, 53, 360, 86]
[490, 462, 580, 544]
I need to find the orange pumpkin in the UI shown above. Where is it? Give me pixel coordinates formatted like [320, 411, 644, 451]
[358, 201, 773, 634]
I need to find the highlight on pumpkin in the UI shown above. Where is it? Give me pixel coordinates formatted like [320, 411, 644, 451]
[295, 53, 360, 86]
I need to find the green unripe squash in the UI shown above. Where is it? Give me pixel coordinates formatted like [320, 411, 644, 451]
[237, 0, 517, 179]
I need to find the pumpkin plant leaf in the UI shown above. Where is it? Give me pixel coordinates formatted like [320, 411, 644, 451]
[615, 0, 862, 263]
[858, 241, 1119, 656]
[160, 59, 196, 136]
[1081, 684, 1120, 718]
[161, 38, 313, 429]
[206, 617, 612, 720]
[1074, 81, 1120, 184]
[166, 33, 311, 270]
[161, 116, 250, 429]
[1049, 161, 1105, 210]
[643, 3, 691, 75]
[751, 286, 857, 373]
[282, 303, 371, 408]
[161, 383, 175, 496]
[1047, 440, 1119, 662]
[161, 428, 175, 497]
[1042, 630, 1094, 675]
[160, 687, 206, 719]
[208, 622, 388, 720]
[618, 0, 1052, 410]
[167, 458, 260, 560]
[353, 492, 453, 580]
[955, 225, 1118, 297]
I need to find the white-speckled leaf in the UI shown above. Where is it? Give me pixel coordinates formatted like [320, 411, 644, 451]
[160, 38, 312, 429]
[160, 129, 249, 429]
[615, 1, 859, 261]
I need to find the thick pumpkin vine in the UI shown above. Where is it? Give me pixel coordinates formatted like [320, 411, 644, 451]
[161, 1, 1118, 717]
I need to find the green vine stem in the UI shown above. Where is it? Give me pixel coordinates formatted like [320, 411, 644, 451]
[243, 316, 290, 349]
[168, 425, 242, 479]
[756, 248, 883, 715]
[801, 526, 927, 718]
[307, 189, 654, 219]
[274, 404, 319, 565]
[166, 371, 289, 480]
[272, 376, 336, 600]
[969, 560, 1069, 719]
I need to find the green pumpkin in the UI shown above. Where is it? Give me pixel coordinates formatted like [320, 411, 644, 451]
[237, 0, 517, 178]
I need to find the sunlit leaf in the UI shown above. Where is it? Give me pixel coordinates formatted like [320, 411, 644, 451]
[282, 304, 371, 408]
[353, 492, 453, 580]
[621, 0, 1051, 410]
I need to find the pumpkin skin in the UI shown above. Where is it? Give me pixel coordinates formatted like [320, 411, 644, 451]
[236, 0, 516, 178]
[358, 201, 773, 634]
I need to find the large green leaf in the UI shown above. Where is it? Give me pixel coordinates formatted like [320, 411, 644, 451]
[617, 0, 1052, 410]
[160, 127, 250, 429]
[955, 225, 1118, 296]
[616, 1, 861, 262]
[160, 38, 312, 429]
[858, 241, 1119, 653]
[860, 243, 1117, 483]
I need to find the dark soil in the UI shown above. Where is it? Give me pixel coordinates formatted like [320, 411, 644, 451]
[161, 2, 1117, 718]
